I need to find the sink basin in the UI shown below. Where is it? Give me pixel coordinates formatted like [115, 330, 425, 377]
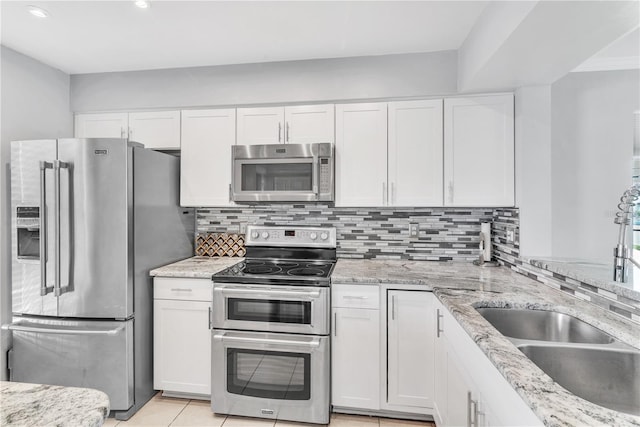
[518, 344, 640, 416]
[476, 308, 615, 344]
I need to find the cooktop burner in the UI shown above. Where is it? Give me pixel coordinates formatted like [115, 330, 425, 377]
[213, 258, 335, 286]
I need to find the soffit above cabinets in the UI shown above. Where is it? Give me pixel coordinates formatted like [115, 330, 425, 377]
[0, 1, 487, 74]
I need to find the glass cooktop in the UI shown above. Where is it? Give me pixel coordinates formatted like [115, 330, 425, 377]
[212, 258, 335, 286]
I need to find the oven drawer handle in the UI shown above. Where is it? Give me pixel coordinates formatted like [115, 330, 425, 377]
[213, 332, 321, 348]
[218, 287, 321, 299]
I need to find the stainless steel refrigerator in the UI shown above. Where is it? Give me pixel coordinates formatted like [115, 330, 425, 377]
[4, 138, 194, 420]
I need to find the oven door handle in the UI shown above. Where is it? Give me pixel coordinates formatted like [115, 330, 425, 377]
[217, 286, 321, 299]
[213, 331, 321, 349]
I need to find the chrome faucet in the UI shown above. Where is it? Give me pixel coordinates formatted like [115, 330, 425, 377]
[614, 184, 640, 282]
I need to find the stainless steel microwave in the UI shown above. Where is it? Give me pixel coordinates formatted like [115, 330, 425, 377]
[231, 143, 334, 202]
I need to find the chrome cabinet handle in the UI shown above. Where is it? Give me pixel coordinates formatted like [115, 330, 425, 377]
[467, 392, 479, 427]
[390, 182, 395, 205]
[39, 161, 53, 296]
[436, 308, 444, 338]
[3, 322, 124, 336]
[278, 122, 282, 142]
[343, 295, 368, 300]
[334, 312, 337, 337]
[120, 127, 126, 138]
[391, 294, 396, 321]
[208, 306, 212, 329]
[448, 181, 454, 204]
[170, 288, 193, 292]
[228, 183, 232, 202]
[128, 128, 133, 140]
[286, 122, 290, 142]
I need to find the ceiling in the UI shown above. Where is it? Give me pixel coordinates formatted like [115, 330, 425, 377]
[0, 1, 488, 75]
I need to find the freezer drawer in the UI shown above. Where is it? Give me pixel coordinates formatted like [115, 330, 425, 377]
[7, 316, 134, 411]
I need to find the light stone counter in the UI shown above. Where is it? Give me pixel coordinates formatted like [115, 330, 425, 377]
[333, 258, 640, 426]
[0, 381, 109, 427]
[149, 256, 243, 279]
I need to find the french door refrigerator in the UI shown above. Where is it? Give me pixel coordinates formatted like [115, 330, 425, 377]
[5, 138, 194, 420]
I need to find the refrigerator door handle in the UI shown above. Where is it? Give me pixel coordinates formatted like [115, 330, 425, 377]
[39, 161, 54, 296]
[2, 322, 125, 336]
[53, 160, 69, 297]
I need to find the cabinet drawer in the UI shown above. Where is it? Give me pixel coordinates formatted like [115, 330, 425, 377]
[332, 284, 380, 309]
[154, 278, 212, 301]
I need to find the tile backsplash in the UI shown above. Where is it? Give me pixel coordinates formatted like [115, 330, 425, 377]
[197, 205, 498, 261]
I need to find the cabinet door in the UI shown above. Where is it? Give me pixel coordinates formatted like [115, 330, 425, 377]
[153, 298, 212, 396]
[128, 110, 181, 150]
[331, 307, 380, 410]
[444, 95, 514, 206]
[180, 109, 236, 206]
[74, 113, 128, 138]
[335, 103, 388, 206]
[237, 107, 284, 145]
[446, 347, 472, 427]
[433, 306, 447, 426]
[388, 100, 443, 206]
[284, 104, 335, 144]
[387, 291, 435, 408]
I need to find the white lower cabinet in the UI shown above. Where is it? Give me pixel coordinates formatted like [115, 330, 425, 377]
[153, 278, 212, 398]
[386, 290, 435, 410]
[433, 299, 542, 427]
[331, 284, 380, 410]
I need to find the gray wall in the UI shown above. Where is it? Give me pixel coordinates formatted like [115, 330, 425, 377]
[0, 46, 73, 379]
[551, 69, 640, 263]
[70, 51, 458, 112]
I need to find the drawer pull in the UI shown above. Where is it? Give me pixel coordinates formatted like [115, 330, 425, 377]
[343, 295, 368, 299]
[170, 288, 193, 292]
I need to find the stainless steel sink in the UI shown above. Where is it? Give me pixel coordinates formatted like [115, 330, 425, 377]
[476, 307, 615, 344]
[518, 344, 640, 416]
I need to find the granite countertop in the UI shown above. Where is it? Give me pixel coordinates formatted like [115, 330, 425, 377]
[333, 259, 640, 426]
[149, 256, 243, 278]
[0, 381, 110, 427]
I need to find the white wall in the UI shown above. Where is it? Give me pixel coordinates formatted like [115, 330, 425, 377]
[0, 46, 73, 379]
[70, 51, 458, 112]
[515, 85, 552, 257]
[550, 69, 639, 263]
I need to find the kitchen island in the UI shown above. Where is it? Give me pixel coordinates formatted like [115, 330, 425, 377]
[0, 381, 110, 427]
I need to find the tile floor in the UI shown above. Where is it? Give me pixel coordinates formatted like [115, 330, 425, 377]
[103, 393, 436, 427]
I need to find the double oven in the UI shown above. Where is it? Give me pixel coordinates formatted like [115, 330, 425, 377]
[211, 225, 336, 425]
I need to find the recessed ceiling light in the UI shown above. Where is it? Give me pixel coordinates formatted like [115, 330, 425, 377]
[28, 5, 49, 18]
[134, 1, 150, 9]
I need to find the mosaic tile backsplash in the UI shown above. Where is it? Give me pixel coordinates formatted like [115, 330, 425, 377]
[492, 208, 640, 323]
[197, 205, 497, 261]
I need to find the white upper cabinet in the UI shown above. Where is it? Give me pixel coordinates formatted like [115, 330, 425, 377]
[75, 112, 129, 139]
[335, 103, 388, 207]
[180, 109, 236, 207]
[388, 100, 444, 206]
[236, 104, 334, 145]
[128, 110, 181, 150]
[285, 104, 335, 144]
[236, 107, 284, 145]
[75, 111, 181, 150]
[444, 95, 514, 207]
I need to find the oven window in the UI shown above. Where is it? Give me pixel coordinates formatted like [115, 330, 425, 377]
[241, 163, 312, 192]
[228, 299, 311, 324]
[227, 349, 311, 400]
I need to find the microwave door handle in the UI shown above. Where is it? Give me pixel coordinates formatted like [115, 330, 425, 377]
[312, 157, 319, 199]
[39, 161, 53, 296]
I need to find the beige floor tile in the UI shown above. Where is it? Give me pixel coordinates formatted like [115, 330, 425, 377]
[222, 415, 276, 427]
[103, 417, 121, 427]
[328, 413, 379, 427]
[118, 396, 189, 426]
[378, 418, 435, 427]
[170, 400, 225, 427]
[275, 419, 323, 427]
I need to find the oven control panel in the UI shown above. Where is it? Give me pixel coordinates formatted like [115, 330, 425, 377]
[246, 225, 337, 248]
